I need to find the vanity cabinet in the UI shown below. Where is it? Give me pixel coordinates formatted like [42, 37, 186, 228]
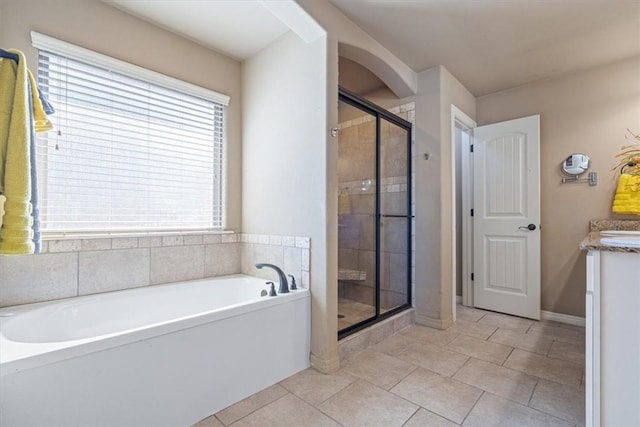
[585, 249, 640, 426]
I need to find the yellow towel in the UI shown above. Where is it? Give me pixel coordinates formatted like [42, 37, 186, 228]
[27, 70, 53, 133]
[612, 173, 640, 216]
[0, 50, 34, 254]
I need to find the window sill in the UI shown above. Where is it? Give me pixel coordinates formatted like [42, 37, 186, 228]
[42, 229, 235, 241]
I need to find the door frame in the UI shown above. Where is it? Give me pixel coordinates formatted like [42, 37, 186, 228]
[450, 105, 476, 315]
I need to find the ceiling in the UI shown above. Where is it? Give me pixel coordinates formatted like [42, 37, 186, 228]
[104, 0, 640, 96]
[330, 0, 640, 96]
[105, 0, 290, 60]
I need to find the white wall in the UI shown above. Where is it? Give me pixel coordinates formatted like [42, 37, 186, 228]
[477, 55, 640, 317]
[241, 31, 332, 367]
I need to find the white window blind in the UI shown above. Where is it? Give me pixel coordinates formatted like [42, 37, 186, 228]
[36, 49, 226, 233]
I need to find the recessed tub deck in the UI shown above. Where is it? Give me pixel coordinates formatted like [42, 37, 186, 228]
[0, 274, 311, 426]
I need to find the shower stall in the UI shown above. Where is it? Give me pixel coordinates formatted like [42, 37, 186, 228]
[337, 88, 412, 338]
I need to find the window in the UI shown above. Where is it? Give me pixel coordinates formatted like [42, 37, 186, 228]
[33, 33, 228, 233]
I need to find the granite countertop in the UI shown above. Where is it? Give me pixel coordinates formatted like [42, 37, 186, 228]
[580, 231, 640, 253]
[580, 220, 640, 253]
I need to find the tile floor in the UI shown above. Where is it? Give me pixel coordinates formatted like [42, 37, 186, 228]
[195, 305, 585, 427]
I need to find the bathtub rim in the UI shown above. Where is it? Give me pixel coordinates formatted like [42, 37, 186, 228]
[0, 274, 309, 376]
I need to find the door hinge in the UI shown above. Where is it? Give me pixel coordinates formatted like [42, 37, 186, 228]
[471, 273, 474, 281]
[470, 144, 474, 153]
[470, 209, 474, 217]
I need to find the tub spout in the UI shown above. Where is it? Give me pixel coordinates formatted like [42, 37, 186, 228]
[255, 263, 289, 294]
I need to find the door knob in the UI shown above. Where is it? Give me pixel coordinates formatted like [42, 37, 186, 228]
[519, 224, 537, 231]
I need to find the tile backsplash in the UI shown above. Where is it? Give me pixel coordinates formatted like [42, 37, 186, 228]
[0, 233, 310, 308]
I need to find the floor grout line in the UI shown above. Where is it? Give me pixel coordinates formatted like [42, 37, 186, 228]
[399, 407, 421, 427]
[501, 346, 515, 366]
[461, 390, 485, 425]
[486, 326, 500, 341]
[527, 378, 540, 407]
[222, 391, 292, 427]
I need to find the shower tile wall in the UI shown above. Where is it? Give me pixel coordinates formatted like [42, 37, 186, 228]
[0, 233, 310, 308]
[338, 102, 415, 312]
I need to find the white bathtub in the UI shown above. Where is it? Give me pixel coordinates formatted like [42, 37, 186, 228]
[0, 274, 311, 426]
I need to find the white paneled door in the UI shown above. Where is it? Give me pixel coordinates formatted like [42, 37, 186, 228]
[473, 115, 540, 319]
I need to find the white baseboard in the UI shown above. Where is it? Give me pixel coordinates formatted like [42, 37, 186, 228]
[540, 310, 585, 327]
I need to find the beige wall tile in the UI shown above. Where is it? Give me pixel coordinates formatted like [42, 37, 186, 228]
[381, 290, 408, 310]
[343, 282, 374, 306]
[149, 245, 204, 285]
[372, 333, 415, 357]
[204, 243, 240, 277]
[183, 235, 204, 245]
[283, 246, 302, 280]
[339, 329, 371, 363]
[162, 235, 183, 246]
[111, 237, 138, 249]
[294, 237, 310, 249]
[240, 243, 255, 275]
[393, 310, 413, 332]
[81, 238, 111, 251]
[48, 239, 81, 253]
[400, 325, 459, 347]
[268, 235, 282, 246]
[79, 249, 149, 295]
[369, 319, 394, 344]
[301, 248, 310, 272]
[0, 252, 78, 307]
[138, 236, 162, 248]
[281, 236, 295, 247]
[221, 234, 238, 243]
[203, 234, 222, 245]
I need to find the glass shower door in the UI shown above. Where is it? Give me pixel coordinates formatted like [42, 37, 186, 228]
[337, 100, 377, 331]
[379, 117, 411, 313]
[337, 88, 412, 338]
